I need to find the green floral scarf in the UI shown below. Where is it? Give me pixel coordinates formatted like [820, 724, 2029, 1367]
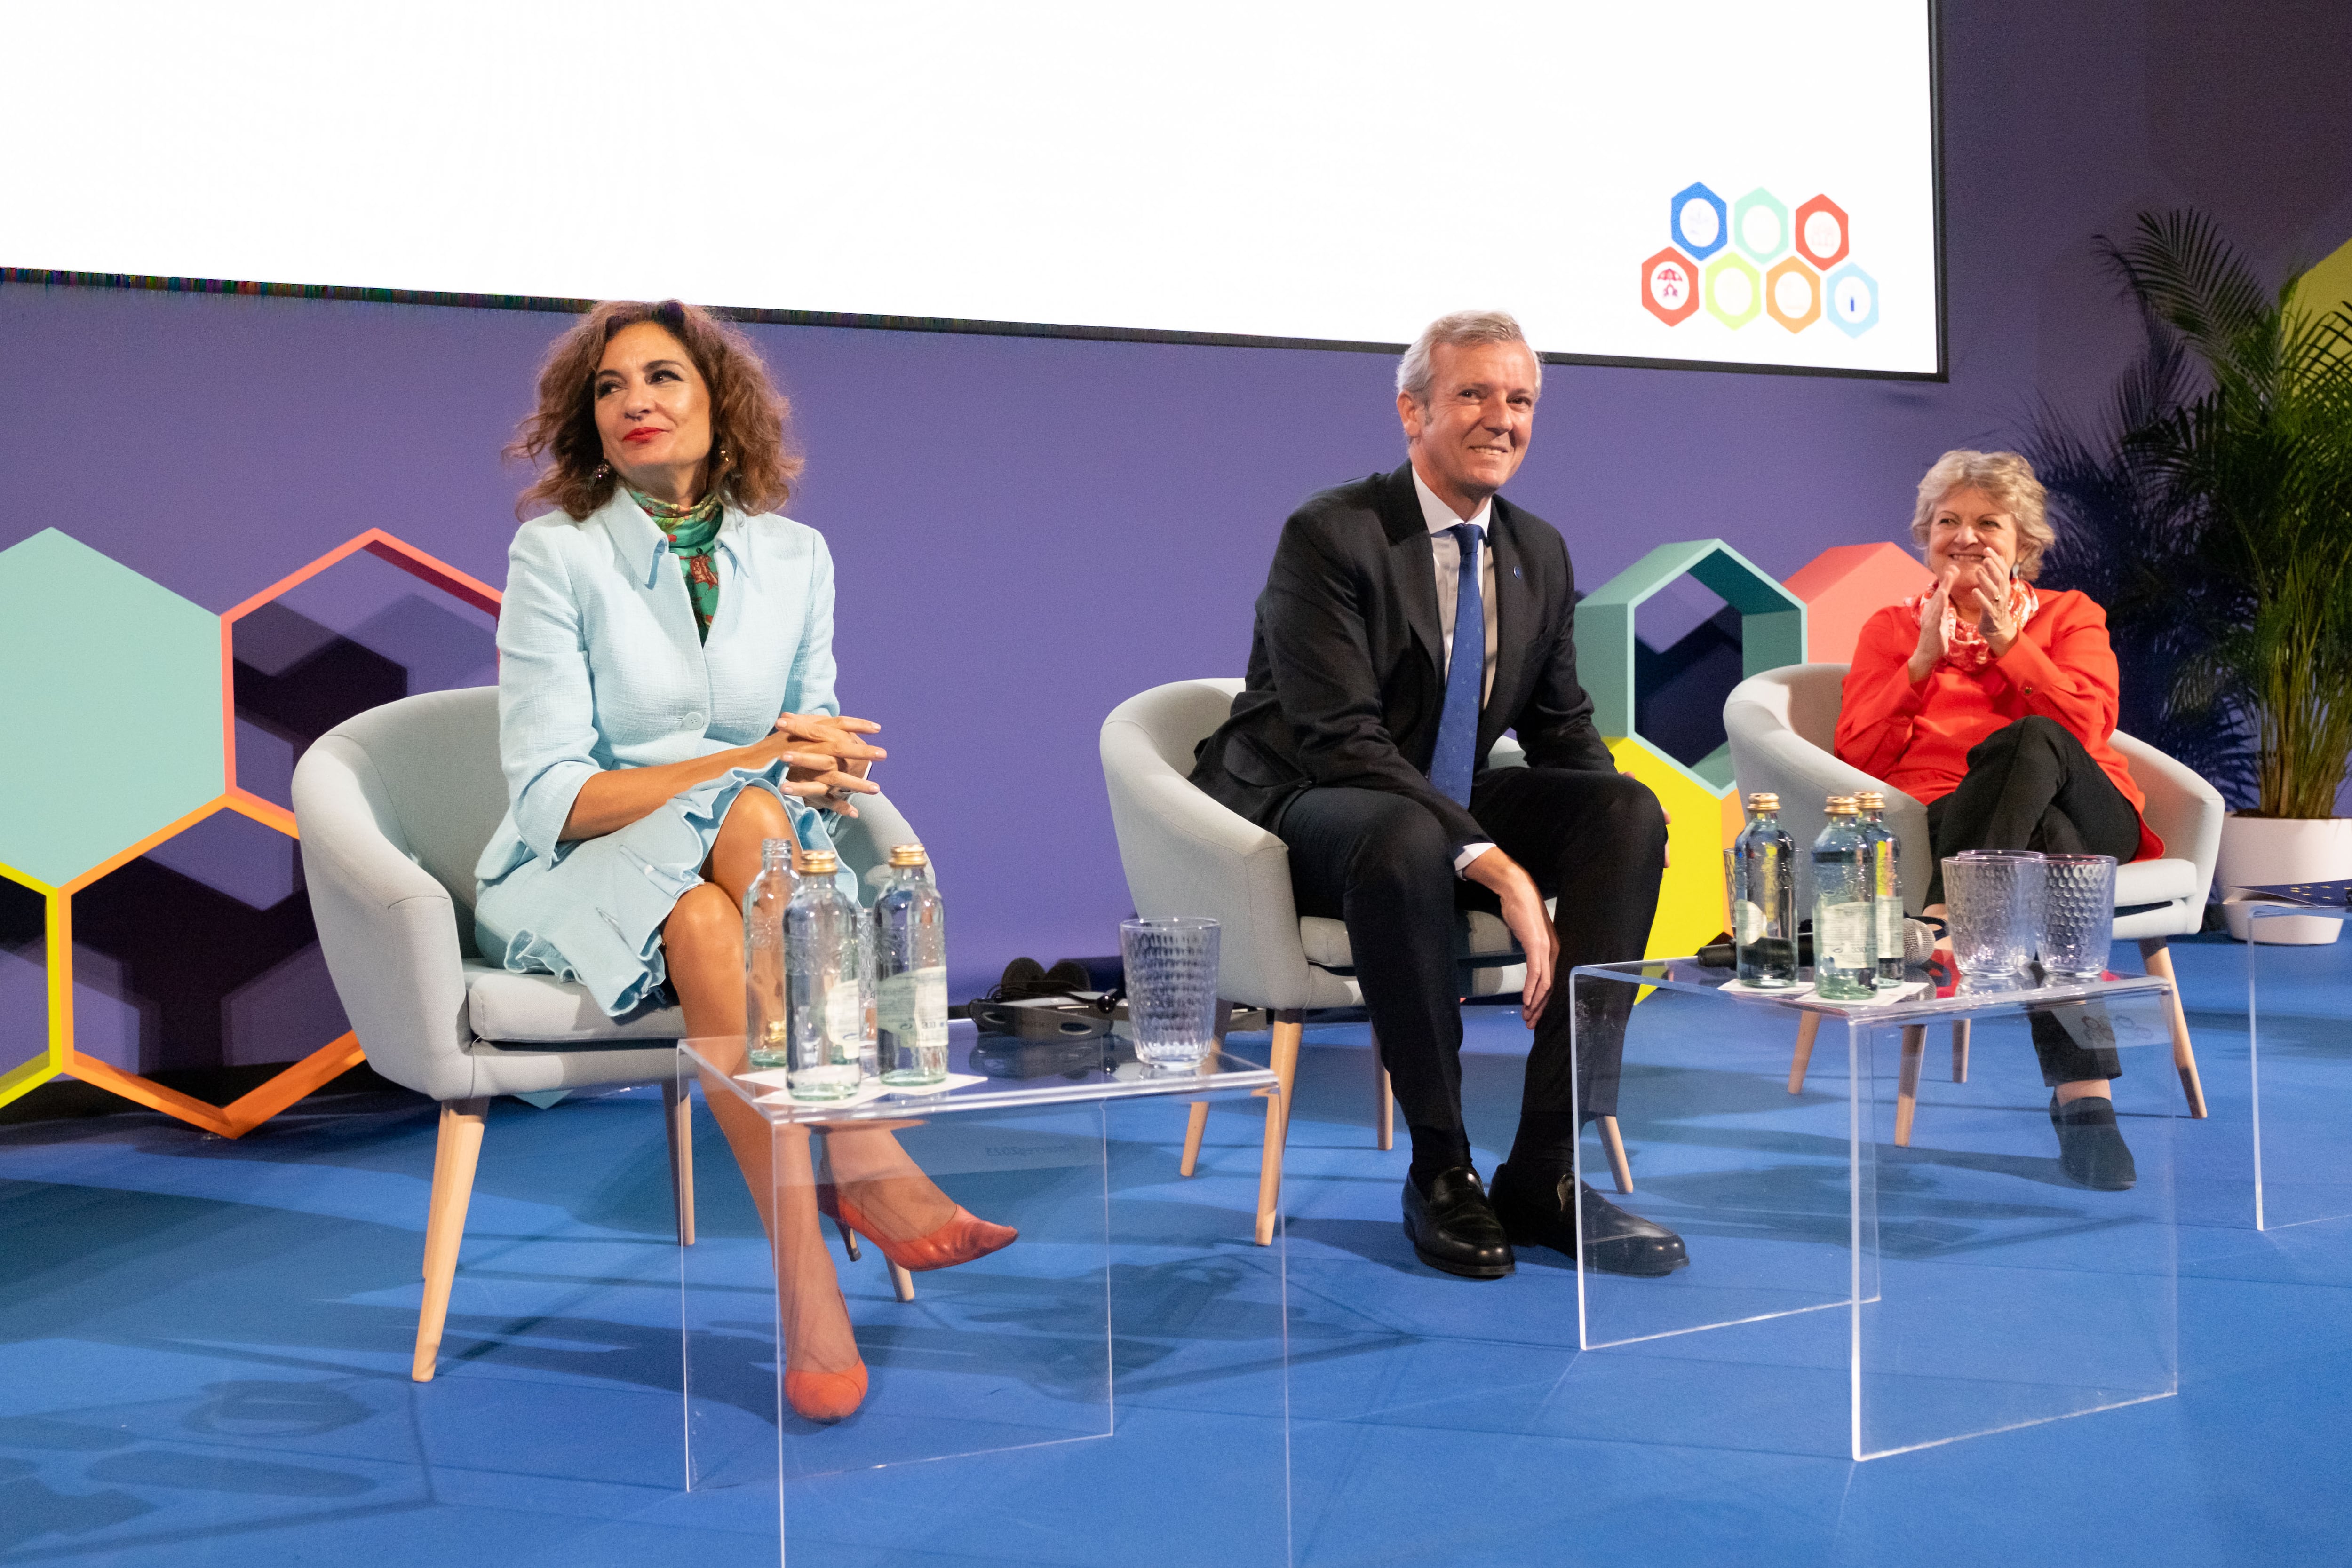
[631, 488, 725, 642]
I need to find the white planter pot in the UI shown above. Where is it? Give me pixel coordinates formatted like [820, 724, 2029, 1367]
[2216, 815, 2352, 944]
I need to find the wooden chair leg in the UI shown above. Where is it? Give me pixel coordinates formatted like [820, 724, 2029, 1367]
[422, 1106, 454, 1279]
[1371, 1023, 1393, 1151]
[1893, 1026, 1926, 1147]
[2140, 939, 2208, 1118]
[1179, 1101, 1210, 1177]
[1254, 1011, 1304, 1247]
[413, 1097, 489, 1383]
[1597, 1115, 1634, 1195]
[1788, 1011, 1821, 1094]
[662, 1077, 696, 1247]
[1951, 1020, 1970, 1084]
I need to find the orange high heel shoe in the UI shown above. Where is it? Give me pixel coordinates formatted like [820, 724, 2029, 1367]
[784, 1360, 868, 1424]
[818, 1184, 1018, 1273]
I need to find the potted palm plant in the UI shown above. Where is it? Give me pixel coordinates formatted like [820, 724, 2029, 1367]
[2094, 212, 2352, 943]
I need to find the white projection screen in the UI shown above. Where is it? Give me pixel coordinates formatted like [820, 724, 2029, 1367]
[10, 1, 1941, 377]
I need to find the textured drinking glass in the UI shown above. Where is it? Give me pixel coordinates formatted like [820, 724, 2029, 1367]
[1119, 917, 1220, 1066]
[1944, 851, 2045, 989]
[2040, 854, 2116, 980]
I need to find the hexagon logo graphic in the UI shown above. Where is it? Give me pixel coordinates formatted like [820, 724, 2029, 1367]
[1704, 252, 1763, 328]
[1732, 188, 1790, 264]
[0, 529, 223, 889]
[1669, 182, 1728, 261]
[1572, 539, 1807, 959]
[1794, 194, 1850, 269]
[1826, 262, 1881, 336]
[1765, 256, 1822, 333]
[1640, 246, 1702, 325]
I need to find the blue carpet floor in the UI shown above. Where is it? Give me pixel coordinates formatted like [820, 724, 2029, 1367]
[4, 932, 2349, 1567]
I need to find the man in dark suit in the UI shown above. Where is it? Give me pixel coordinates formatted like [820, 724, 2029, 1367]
[1190, 310, 1684, 1280]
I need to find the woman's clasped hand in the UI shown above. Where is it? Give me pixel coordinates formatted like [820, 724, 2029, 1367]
[768, 710, 887, 815]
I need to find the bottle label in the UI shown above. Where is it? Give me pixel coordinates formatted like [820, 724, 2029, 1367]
[825, 982, 863, 1047]
[880, 967, 949, 1049]
[1875, 896, 1904, 958]
[1733, 899, 1766, 945]
[1819, 903, 1872, 969]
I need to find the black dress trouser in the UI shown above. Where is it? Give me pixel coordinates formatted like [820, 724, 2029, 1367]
[1925, 715, 2144, 1085]
[1275, 767, 1669, 1147]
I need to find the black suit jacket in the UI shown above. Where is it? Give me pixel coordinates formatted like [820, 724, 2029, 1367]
[1190, 463, 1618, 852]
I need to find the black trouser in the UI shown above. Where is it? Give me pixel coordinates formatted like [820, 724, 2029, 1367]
[1925, 716, 2143, 1085]
[1277, 768, 1668, 1148]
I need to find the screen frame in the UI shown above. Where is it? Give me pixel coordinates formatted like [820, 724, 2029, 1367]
[1, 3, 1946, 385]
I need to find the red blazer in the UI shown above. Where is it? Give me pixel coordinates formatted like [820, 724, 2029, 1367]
[1834, 589, 2161, 860]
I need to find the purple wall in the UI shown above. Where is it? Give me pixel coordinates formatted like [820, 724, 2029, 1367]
[5, 0, 2349, 1064]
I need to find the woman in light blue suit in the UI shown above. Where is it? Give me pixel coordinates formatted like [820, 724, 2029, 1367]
[478, 300, 1010, 1421]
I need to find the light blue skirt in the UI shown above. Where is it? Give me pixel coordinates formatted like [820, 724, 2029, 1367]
[473, 761, 855, 1018]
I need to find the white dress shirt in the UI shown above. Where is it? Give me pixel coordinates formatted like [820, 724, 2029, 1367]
[1411, 466, 1500, 875]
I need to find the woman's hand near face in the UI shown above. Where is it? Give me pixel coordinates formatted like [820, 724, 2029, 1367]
[1957, 552, 2017, 653]
[1907, 576, 1950, 682]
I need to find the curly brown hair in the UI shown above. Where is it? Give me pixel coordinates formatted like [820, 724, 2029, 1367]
[507, 299, 803, 521]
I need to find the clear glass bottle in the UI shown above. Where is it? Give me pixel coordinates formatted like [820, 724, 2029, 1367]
[1854, 790, 1906, 984]
[875, 844, 950, 1086]
[1732, 792, 1799, 987]
[784, 847, 863, 1100]
[742, 838, 795, 1069]
[1812, 795, 1876, 1000]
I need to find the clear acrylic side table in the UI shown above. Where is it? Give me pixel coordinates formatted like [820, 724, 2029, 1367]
[1569, 960, 2180, 1460]
[2242, 897, 2352, 1231]
[675, 1022, 1289, 1567]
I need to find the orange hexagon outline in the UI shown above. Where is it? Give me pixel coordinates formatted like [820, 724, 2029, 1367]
[1765, 256, 1823, 333]
[1640, 246, 1703, 325]
[0, 530, 499, 1135]
[1793, 194, 1850, 270]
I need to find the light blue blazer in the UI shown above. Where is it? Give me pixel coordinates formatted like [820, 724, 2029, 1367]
[472, 487, 847, 1013]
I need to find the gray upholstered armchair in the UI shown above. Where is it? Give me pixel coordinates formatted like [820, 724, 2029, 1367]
[1101, 678, 1628, 1247]
[292, 687, 921, 1380]
[1723, 664, 2222, 1123]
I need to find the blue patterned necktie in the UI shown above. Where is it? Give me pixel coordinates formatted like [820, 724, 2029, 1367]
[1430, 522, 1484, 806]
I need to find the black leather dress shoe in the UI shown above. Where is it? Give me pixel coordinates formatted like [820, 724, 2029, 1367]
[1401, 1167, 1515, 1279]
[1491, 1163, 1689, 1277]
[2050, 1094, 2137, 1190]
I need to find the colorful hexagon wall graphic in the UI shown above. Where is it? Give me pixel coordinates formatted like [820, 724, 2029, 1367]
[1704, 252, 1762, 328]
[1641, 246, 1702, 325]
[1670, 182, 1729, 261]
[1732, 188, 1790, 264]
[0, 525, 499, 1136]
[1795, 194, 1851, 269]
[1766, 256, 1822, 333]
[1826, 261, 1881, 336]
[1573, 539, 1807, 959]
[1782, 542, 1935, 663]
[0, 530, 224, 889]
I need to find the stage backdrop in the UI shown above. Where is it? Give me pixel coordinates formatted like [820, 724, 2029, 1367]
[3, 0, 2350, 1084]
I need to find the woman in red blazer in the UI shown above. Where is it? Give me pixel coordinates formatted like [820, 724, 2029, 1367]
[1836, 450, 2153, 1188]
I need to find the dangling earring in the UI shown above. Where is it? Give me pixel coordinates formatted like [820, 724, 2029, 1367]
[592, 461, 610, 481]
[717, 444, 731, 466]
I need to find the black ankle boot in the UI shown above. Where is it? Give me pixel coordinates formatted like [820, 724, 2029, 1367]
[2050, 1094, 2136, 1190]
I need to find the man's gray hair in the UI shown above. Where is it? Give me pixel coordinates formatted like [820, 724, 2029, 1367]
[1396, 310, 1541, 406]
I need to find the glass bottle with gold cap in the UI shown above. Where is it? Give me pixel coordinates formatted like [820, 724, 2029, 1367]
[1812, 795, 1877, 1000]
[875, 843, 950, 1086]
[1732, 792, 1798, 986]
[1853, 790, 1905, 985]
[784, 846, 864, 1100]
[743, 837, 795, 1069]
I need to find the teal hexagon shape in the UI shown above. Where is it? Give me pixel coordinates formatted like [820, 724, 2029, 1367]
[1732, 188, 1790, 263]
[1704, 252, 1763, 328]
[0, 530, 223, 887]
[1571, 539, 1807, 789]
